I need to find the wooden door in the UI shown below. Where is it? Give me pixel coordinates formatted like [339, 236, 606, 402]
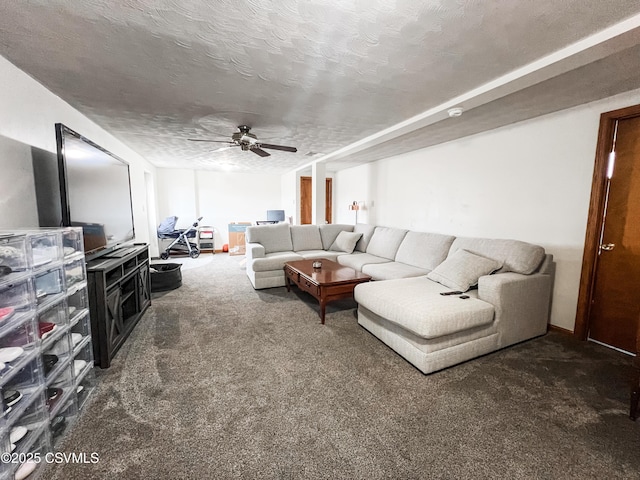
[586, 115, 640, 353]
[300, 176, 332, 225]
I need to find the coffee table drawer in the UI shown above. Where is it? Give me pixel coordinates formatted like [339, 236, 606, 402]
[298, 277, 319, 296]
[285, 266, 299, 283]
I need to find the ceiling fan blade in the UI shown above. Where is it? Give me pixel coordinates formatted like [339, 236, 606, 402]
[251, 147, 270, 157]
[259, 143, 297, 153]
[187, 138, 232, 143]
[212, 145, 238, 153]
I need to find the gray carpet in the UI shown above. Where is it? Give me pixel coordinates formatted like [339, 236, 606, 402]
[45, 253, 640, 479]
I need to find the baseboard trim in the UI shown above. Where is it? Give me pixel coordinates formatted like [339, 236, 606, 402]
[548, 324, 574, 335]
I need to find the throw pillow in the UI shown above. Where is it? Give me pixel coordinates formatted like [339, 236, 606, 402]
[330, 231, 363, 253]
[427, 249, 502, 292]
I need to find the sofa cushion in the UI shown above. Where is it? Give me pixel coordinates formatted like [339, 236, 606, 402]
[426, 249, 502, 292]
[354, 224, 376, 252]
[291, 225, 323, 251]
[295, 250, 342, 261]
[362, 262, 429, 281]
[251, 251, 303, 272]
[354, 277, 495, 339]
[366, 227, 408, 260]
[330, 231, 363, 253]
[395, 231, 456, 271]
[319, 224, 354, 250]
[448, 237, 545, 274]
[338, 252, 390, 271]
[246, 223, 293, 254]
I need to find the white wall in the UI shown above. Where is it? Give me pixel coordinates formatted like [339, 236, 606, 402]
[281, 170, 297, 224]
[0, 55, 157, 252]
[334, 88, 640, 331]
[155, 168, 283, 249]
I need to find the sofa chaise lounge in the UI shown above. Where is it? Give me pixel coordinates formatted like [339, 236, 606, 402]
[244, 223, 554, 374]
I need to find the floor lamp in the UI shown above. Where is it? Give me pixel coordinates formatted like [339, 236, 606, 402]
[349, 201, 360, 224]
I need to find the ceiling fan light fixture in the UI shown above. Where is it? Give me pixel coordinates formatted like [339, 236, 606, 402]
[188, 125, 297, 158]
[448, 107, 464, 118]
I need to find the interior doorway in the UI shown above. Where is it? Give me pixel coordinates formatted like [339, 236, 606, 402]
[576, 104, 640, 354]
[300, 176, 332, 225]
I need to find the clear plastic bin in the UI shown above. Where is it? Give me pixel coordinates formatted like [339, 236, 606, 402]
[43, 334, 72, 385]
[46, 362, 73, 418]
[6, 423, 51, 480]
[34, 266, 64, 310]
[0, 277, 34, 336]
[2, 356, 45, 427]
[0, 317, 39, 357]
[70, 314, 91, 355]
[0, 317, 38, 385]
[76, 372, 96, 412]
[28, 232, 62, 269]
[37, 298, 68, 329]
[0, 234, 28, 277]
[73, 342, 93, 385]
[61, 228, 84, 259]
[67, 287, 89, 326]
[6, 388, 48, 453]
[50, 394, 77, 446]
[64, 257, 86, 289]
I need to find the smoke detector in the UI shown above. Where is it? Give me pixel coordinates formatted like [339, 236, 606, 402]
[448, 107, 464, 117]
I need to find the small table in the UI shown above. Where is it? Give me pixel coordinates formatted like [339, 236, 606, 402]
[284, 259, 372, 324]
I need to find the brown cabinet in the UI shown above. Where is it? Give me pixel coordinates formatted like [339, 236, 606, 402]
[87, 244, 150, 368]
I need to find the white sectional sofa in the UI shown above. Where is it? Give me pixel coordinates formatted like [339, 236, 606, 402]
[244, 223, 554, 374]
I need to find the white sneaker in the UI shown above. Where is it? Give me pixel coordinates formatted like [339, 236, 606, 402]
[10, 425, 28, 444]
[0, 347, 23, 363]
[71, 333, 83, 347]
[15, 459, 37, 480]
[73, 359, 87, 376]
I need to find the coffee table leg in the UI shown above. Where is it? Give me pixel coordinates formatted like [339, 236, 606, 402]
[319, 299, 326, 324]
[285, 274, 291, 292]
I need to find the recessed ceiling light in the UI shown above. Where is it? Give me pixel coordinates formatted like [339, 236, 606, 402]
[447, 107, 464, 118]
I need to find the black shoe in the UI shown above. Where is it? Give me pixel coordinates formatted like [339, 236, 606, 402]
[3, 389, 22, 408]
[50, 415, 66, 437]
[46, 387, 63, 411]
[43, 354, 59, 376]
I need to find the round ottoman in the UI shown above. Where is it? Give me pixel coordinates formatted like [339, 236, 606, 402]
[150, 263, 182, 292]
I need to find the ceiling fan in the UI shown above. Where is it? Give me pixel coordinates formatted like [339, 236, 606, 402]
[188, 125, 297, 157]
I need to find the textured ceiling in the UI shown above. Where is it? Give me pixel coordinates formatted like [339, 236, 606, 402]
[1, 1, 640, 174]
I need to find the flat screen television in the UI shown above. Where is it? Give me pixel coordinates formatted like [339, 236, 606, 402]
[55, 123, 135, 259]
[266, 210, 285, 222]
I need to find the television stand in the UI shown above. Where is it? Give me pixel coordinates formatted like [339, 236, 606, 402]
[86, 244, 150, 368]
[103, 245, 138, 258]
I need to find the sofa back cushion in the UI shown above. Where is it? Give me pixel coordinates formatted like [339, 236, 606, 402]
[354, 224, 376, 252]
[330, 231, 363, 253]
[290, 225, 323, 251]
[319, 224, 354, 250]
[395, 231, 456, 271]
[246, 223, 293, 254]
[366, 227, 409, 260]
[426, 249, 502, 292]
[448, 237, 545, 274]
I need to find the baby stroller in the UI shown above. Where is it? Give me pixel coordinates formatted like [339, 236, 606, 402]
[157, 216, 202, 259]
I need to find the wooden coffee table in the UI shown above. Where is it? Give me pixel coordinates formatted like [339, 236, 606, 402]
[284, 259, 371, 324]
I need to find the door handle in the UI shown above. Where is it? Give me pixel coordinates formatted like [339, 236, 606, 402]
[600, 243, 615, 251]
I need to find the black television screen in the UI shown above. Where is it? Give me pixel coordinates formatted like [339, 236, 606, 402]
[266, 210, 285, 222]
[55, 124, 135, 258]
